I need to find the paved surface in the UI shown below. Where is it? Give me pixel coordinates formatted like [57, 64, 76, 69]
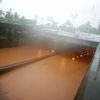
[0, 53, 92, 100]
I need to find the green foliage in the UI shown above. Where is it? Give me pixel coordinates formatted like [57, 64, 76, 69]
[46, 16, 58, 29]
[59, 20, 75, 32]
[78, 21, 98, 34]
[0, 9, 100, 35]
[0, 9, 34, 26]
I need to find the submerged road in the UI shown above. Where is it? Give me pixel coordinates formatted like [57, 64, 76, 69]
[0, 44, 53, 67]
[0, 52, 93, 100]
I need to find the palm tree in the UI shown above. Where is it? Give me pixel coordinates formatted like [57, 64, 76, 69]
[4, 9, 13, 23]
[64, 20, 72, 27]
[14, 12, 19, 19]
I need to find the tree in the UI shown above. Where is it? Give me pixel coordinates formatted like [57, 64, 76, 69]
[79, 21, 97, 34]
[64, 20, 72, 27]
[13, 12, 19, 19]
[79, 21, 91, 32]
[60, 20, 75, 32]
[4, 9, 13, 22]
[20, 16, 26, 24]
[46, 16, 58, 29]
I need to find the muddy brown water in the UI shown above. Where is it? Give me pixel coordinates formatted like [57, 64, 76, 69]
[0, 52, 92, 100]
[0, 45, 52, 67]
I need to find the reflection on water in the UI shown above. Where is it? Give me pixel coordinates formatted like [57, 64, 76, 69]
[80, 54, 83, 57]
[51, 50, 55, 53]
[87, 52, 89, 55]
[59, 58, 66, 72]
[37, 49, 43, 57]
[77, 56, 79, 59]
[72, 57, 75, 61]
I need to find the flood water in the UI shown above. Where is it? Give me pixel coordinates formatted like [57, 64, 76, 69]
[0, 45, 51, 67]
[0, 51, 93, 100]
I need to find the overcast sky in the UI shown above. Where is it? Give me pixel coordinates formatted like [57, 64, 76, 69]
[0, 0, 100, 27]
